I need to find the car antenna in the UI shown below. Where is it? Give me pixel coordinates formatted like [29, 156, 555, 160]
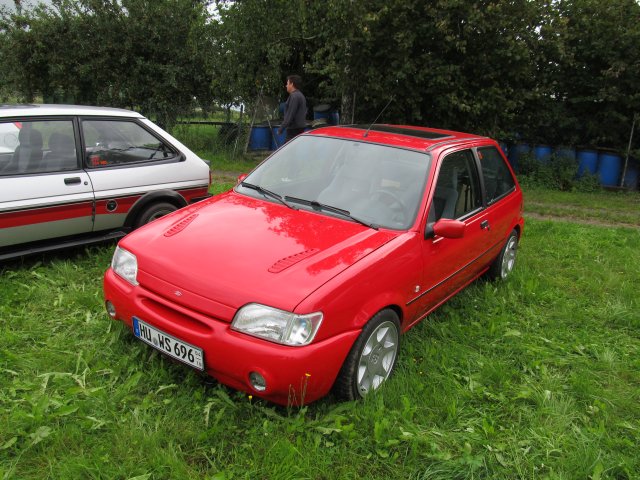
[363, 96, 395, 138]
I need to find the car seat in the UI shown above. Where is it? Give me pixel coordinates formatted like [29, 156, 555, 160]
[12, 128, 44, 173]
[45, 132, 77, 170]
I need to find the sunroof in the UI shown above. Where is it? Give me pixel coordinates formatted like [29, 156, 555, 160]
[354, 124, 451, 140]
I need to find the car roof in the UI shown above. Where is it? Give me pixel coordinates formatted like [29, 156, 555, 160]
[306, 124, 488, 152]
[0, 104, 144, 119]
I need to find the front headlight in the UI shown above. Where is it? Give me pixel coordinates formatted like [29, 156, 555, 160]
[231, 304, 323, 346]
[111, 246, 139, 286]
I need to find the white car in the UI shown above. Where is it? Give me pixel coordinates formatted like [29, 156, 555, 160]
[0, 104, 210, 260]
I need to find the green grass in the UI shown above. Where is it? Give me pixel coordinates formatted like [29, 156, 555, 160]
[524, 186, 640, 226]
[171, 122, 266, 174]
[1, 185, 639, 478]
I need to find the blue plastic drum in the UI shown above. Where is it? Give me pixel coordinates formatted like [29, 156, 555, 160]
[534, 145, 552, 163]
[597, 151, 622, 186]
[271, 126, 287, 149]
[248, 126, 271, 150]
[576, 149, 598, 177]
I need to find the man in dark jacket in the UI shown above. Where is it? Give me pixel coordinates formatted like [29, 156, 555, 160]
[278, 75, 307, 142]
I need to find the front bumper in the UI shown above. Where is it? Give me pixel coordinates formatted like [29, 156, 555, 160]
[103, 268, 358, 405]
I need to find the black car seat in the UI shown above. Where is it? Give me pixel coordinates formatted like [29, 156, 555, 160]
[45, 132, 77, 170]
[13, 128, 44, 173]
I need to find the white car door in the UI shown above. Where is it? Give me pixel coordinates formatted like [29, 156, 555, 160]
[0, 119, 94, 248]
[80, 118, 209, 231]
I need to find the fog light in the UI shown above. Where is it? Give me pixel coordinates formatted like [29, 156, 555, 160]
[249, 371, 267, 392]
[105, 301, 117, 318]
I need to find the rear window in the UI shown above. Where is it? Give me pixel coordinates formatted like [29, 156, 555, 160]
[0, 120, 77, 175]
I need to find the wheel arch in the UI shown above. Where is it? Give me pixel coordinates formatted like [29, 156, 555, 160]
[124, 190, 187, 229]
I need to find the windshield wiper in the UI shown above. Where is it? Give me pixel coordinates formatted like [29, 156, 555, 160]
[284, 196, 378, 230]
[240, 182, 296, 209]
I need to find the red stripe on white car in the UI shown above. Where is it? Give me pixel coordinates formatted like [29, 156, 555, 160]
[0, 201, 93, 228]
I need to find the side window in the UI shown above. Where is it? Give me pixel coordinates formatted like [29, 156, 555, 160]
[478, 146, 515, 204]
[0, 120, 77, 176]
[432, 149, 482, 220]
[82, 120, 177, 168]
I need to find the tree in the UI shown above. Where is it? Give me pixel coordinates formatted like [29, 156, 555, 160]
[555, 0, 640, 149]
[0, 0, 214, 128]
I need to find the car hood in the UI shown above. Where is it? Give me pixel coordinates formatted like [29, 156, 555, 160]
[121, 192, 397, 317]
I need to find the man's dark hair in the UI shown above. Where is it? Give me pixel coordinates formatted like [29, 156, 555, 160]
[287, 75, 302, 90]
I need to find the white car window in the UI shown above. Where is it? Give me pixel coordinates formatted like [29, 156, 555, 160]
[82, 119, 177, 168]
[0, 120, 77, 175]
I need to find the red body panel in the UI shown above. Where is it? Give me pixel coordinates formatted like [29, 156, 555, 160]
[103, 125, 524, 405]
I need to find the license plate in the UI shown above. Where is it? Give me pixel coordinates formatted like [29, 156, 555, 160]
[133, 317, 204, 371]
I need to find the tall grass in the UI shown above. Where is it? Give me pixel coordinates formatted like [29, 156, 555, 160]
[171, 122, 266, 174]
[1, 190, 639, 478]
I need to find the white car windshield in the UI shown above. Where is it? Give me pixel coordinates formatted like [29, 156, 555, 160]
[237, 135, 431, 230]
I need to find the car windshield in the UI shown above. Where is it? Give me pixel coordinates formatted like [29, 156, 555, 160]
[237, 135, 431, 230]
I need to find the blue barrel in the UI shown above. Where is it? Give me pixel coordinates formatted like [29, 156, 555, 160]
[508, 143, 530, 173]
[313, 104, 331, 122]
[554, 146, 576, 161]
[597, 151, 622, 186]
[248, 125, 271, 150]
[534, 144, 552, 163]
[330, 111, 340, 126]
[577, 149, 598, 176]
[623, 160, 639, 190]
[271, 126, 287, 149]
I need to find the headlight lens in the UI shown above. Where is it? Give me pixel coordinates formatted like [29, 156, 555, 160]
[111, 246, 139, 286]
[231, 304, 323, 346]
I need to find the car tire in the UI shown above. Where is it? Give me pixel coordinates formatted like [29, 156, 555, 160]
[488, 229, 519, 280]
[333, 309, 401, 401]
[135, 202, 177, 228]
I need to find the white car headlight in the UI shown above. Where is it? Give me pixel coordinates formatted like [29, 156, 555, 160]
[111, 246, 139, 286]
[231, 304, 323, 346]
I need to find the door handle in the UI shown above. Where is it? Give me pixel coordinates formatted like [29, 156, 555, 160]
[480, 220, 490, 230]
[64, 177, 82, 185]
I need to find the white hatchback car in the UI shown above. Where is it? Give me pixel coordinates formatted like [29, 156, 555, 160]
[0, 104, 210, 260]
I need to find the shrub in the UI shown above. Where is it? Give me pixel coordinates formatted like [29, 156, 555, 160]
[517, 152, 600, 192]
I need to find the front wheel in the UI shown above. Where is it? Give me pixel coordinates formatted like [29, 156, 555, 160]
[135, 202, 177, 228]
[488, 229, 519, 280]
[333, 309, 401, 401]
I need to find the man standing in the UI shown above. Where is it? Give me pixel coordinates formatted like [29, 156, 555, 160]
[278, 75, 307, 143]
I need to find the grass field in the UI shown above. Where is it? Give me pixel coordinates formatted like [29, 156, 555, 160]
[1, 128, 640, 479]
[2, 188, 639, 479]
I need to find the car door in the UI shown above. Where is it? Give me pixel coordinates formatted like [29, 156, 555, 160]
[0, 118, 94, 248]
[412, 147, 493, 318]
[80, 117, 189, 232]
[475, 145, 520, 253]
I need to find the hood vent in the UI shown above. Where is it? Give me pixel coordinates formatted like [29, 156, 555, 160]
[164, 213, 198, 237]
[268, 248, 319, 273]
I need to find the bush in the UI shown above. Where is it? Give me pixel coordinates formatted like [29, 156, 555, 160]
[517, 152, 600, 192]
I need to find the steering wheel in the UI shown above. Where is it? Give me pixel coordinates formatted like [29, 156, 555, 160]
[371, 189, 407, 225]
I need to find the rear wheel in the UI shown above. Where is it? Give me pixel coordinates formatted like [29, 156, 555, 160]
[333, 309, 401, 401]
[488, 229, 519, 280]
[135, 202, 177, 228]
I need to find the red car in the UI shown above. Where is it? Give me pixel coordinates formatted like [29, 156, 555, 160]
[103, 124, 524, 405]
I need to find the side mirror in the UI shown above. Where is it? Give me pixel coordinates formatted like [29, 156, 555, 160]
[432, 219, 466, 239]
[237, 173, 248, 184]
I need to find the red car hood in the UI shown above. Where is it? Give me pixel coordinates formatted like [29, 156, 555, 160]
[121, 192, 397, 316]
